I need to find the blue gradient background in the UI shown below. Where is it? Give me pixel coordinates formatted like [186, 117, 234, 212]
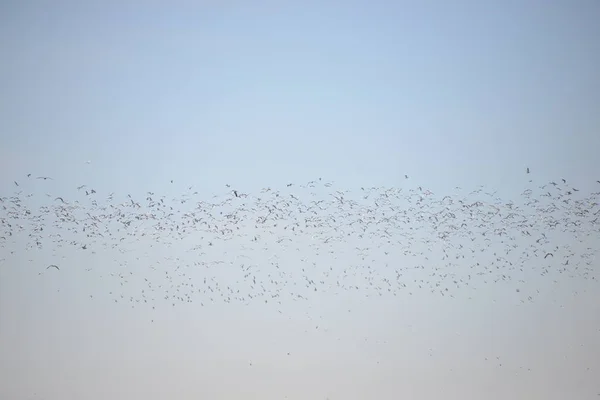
[1, 1, 599, 399]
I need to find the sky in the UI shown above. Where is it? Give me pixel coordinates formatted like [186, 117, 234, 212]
[1, 1, 599, 399]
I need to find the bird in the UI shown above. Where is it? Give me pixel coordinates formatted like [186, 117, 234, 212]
[2, 172, 599, 340]
[36, 176, 53, 180]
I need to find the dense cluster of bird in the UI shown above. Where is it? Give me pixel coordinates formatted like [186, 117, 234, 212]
[1, 175, 599, 312]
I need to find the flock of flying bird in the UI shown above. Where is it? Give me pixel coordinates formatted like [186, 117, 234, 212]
[1, 174, 599, 314]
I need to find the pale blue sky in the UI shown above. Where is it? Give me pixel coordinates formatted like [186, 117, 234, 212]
[1, 1, 600, 399]
[2, 0, 599, 194]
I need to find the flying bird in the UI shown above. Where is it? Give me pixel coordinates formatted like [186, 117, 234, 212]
[36, 176, 53, 180]
[46, 264, 60, 270]
[526, 167, 530, 174]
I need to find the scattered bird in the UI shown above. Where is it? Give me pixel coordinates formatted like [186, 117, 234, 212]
[1, 172, 598, 379]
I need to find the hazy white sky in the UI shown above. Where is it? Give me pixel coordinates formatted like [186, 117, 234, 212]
[1, 1, 599, 399]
